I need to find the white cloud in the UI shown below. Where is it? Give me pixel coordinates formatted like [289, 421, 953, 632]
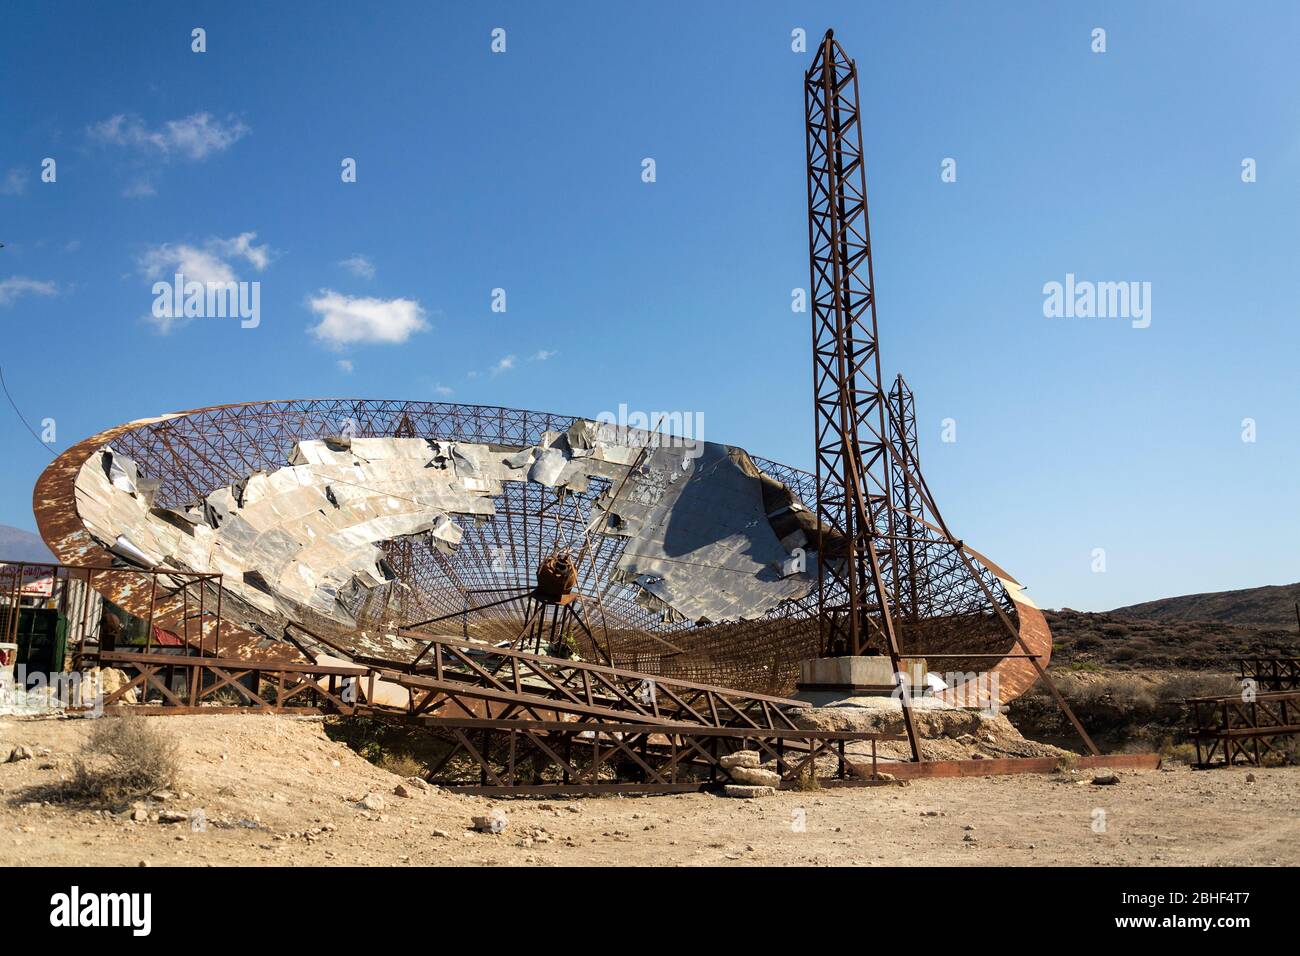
[433, 383, 453, 396]
[530, 349, 558, 362]
[213, 233, 271, 271]
[89, 112, 249, 160]
[0, 168, 26, 196]
[308, 290, 428, 349]
[490, 354, 517, 376]
[339, 254, 375, 280]
[337, 359, 354, 374]
[0, 277, 58, 307]
[138, 232, 273, 284]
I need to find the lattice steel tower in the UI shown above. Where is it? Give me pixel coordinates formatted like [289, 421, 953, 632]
[804, 30, 899, 660]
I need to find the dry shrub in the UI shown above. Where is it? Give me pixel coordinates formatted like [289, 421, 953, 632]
[1158, 738, 1198, 765]
[376, 752, 425, 778]
[1158, 672, 1238, 701]
[69, 716, 180, 803]
[795, 766, 822, 791]
[1054, 753, 1079, 773]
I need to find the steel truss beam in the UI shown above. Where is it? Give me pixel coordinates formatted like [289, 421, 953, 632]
[1188, 688, 1300, 767]
[405, 716, 901, 794]
[375, 632, 808, 731]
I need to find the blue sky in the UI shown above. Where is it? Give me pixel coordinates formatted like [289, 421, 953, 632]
[1, 1, 1297, 611]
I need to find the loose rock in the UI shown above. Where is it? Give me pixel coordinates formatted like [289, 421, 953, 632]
[729, 766, 782, 787]
[723, 784, 776, 799]
[720, 751, 762, 770]
[472, 811, 508, 833]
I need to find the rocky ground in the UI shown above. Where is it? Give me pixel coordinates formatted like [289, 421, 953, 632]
[790, 694, 1072, 762]
[1, 713, 1297, 866]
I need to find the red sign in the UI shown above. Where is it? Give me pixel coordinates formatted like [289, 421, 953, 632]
[1, 564, 55, 598]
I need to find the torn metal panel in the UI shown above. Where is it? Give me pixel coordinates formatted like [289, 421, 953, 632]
[67, 419, 820, 642]
[598, 441, 816, 622]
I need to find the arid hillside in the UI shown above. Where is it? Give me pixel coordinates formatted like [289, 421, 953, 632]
[1043, 609, 1300, 673]
[1107, 582, 1300, 631]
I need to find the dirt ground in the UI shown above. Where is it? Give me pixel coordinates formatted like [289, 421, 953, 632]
[1, 713, 1296, 867]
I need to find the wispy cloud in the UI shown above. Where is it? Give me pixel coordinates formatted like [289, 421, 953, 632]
[0, 168, 26, 196]
[337, 359, 354, 374]
[138, 232, 273, 286]
[89, 112, 249, 161]
[490, 354, 517, 376]
[433, 383, 453, 396]
[338, 254, 375, 280]
[0, 277, 58, 307]
[530, 349, 558, 362]
[308, 290, 428, 349]
[122, 178, 157, 199]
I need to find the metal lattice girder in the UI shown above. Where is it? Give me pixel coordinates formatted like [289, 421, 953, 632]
[803, 30, 922, 760]
[1239, 658, 1300, 692]
[1188, 688, 1300, 767]
[805, 32, 899, 661]
[407, 716, 901, 795]
[373, 631, 808, 731]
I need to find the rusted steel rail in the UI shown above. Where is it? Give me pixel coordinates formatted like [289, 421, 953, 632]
[384, 631, 810, 731]
[1187, 688, 1300, 767]
[94, 650, 372, 715]
[405, 715, 902, 795]
[1240, 658, 1300, 692]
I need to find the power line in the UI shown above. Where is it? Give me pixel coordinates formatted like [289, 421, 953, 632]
[0, 366, 56, 456]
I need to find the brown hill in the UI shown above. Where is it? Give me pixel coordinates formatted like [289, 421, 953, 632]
[1044, 609, 1300, 673]
[1108, 582, 1300, 630]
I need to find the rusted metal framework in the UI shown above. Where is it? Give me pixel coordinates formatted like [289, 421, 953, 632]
[888, 374, 926, 623]
[0, 560, 223, 665]
[804, 30, 902, 666]
[408, 717, 897, 795]
[1240, 657, 1300, 692]
[803, 31, 1097, 757]
[373, 631, 812, 730]
[95, 650, 370, 715]
[1188, 688, 1300, 767]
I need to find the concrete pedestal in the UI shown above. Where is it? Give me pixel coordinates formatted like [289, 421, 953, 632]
[794, 655, 927, 705]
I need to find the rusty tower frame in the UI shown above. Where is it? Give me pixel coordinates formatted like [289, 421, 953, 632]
[804, 31, 906, 663]
[804, 30, 921, 758]
[803, 31, 1098, 760]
